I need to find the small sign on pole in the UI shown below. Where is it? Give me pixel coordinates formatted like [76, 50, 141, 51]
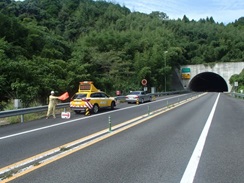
[14, 99, 22, 109]
[61, 112, 71, 119]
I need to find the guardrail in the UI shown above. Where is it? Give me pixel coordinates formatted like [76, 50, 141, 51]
[230, 92, 244, 99]
[0, 90, 189, 123]
[116, 90, 189, 101]
[0, 103, 70, 123]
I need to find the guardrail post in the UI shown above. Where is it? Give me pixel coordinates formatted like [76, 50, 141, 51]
[21, 114, 24, 123]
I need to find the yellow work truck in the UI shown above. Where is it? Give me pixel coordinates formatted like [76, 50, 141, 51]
[70, 81, 116, 114]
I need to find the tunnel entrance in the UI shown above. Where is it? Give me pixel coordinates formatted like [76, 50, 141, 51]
[188, 72, 228, 92]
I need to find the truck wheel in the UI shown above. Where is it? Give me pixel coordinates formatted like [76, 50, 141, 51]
[92, 104, 99, 114]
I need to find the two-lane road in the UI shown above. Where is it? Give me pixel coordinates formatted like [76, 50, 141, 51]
[1, 93, 244, 183]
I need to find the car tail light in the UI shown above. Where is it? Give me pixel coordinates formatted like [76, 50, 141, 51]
[135, 96, 139, 99]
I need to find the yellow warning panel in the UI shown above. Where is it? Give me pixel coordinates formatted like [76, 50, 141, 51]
[182, 73, 191, 79]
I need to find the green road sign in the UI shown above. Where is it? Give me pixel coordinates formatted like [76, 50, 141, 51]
[181, 68, 191, 73]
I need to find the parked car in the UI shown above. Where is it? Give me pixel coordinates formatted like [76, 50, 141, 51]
[70, 81, 116, 114]
[125, 91, 152, 104]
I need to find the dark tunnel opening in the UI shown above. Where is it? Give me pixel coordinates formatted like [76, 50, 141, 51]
[188, 72, 228, 92]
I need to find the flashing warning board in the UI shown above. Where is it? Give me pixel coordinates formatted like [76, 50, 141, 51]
[78, 81, 99, 92]
[79, 84, 91, 90]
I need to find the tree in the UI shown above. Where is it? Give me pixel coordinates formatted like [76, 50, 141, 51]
[0, 0, 244, 106]
[230, 69, 244, 92]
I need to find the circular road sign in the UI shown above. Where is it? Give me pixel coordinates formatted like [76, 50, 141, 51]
[141, 79, 147, 86]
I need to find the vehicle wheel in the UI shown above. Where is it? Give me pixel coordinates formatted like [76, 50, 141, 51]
[74, 110, 81, 114]
[110, 101, 115, 110]
[141, 98, 144, 104]
[92, 104, 99, 114]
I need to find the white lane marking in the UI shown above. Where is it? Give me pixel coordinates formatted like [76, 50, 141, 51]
[180, 93, 220, 183]
[0, 94, 190, 141]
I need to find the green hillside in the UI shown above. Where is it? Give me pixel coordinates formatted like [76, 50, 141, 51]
[0, 0, 243, 107]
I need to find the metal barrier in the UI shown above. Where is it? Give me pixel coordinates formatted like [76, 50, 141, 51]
[115, 90, 189, 102]
[0, 90, 189, 123]
[230, 92, 244, 99]
[0, 103, 69, 123]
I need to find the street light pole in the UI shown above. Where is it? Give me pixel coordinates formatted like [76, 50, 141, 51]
[164, 51, 168, 92]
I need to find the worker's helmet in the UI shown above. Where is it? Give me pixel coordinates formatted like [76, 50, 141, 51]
[51, 91, 55, 94]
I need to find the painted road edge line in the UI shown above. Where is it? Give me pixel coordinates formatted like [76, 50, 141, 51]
[180, 93, 220, 183]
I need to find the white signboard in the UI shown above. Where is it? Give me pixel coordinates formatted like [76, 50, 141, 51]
[61, 112, 71, 119]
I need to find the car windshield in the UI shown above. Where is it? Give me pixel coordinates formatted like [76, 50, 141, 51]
[73, 93, 87, 99]
[130, 91, 141, 95]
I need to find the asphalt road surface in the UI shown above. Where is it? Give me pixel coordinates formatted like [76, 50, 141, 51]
[0, 93, 244, 183]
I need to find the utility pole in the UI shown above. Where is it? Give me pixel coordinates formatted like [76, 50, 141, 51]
[164, 51, 168, 92]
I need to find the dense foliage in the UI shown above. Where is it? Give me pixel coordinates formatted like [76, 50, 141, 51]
[230, 69, 244, 93]
[0, 0, 244, 107]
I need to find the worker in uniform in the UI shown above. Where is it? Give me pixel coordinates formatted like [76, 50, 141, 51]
[46, 91, 59, 119]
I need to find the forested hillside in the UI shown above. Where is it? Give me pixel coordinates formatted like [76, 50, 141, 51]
[0, 0, 244, 107]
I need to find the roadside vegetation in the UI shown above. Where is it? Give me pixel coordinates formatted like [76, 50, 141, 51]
[0, 99, 70, 125]
[0, 0, 244, 109]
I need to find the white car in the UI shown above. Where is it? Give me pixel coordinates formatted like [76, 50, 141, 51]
[125, 91, 152, 104]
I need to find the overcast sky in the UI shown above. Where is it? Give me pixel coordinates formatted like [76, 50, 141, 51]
[111, 0, 244, 24]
